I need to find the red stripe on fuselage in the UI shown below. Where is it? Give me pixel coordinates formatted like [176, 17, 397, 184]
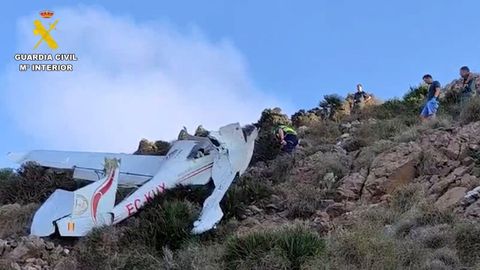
[179, 163, 213, 183]
[91, 170, 116, 222]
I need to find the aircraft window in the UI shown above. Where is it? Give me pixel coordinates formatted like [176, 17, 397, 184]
[188, 146, 210, 159]
[195, 149, 206, 158]
[209, 137, 221, 147]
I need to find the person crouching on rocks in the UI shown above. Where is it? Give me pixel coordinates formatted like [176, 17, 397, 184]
[274, 125, 298, 153]
[420, 74, 441, 122]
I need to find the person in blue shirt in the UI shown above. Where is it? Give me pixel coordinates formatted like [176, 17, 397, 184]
[420, 74, 441, 121]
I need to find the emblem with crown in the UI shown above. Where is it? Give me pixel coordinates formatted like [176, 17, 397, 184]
[40, 10, 54, 19]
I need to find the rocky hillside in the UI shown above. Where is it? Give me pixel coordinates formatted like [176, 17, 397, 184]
[1, 85, 480, 270]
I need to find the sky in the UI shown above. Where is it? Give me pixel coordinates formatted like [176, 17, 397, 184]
[0, 1, 479, 168]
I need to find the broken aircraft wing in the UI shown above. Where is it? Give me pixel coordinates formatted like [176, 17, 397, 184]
[8, 123, 258, 237]
[8, 150, 164, 186]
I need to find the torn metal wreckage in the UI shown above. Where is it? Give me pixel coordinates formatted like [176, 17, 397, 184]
[7, 123, 258, 237]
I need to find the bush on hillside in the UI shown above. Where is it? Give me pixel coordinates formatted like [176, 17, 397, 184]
[0, 168, 14, 182]
[222, 174, 273, 219]
[0, 162, 77, 205]
[75, 227, 164, 270]
[454, 222, 480, 266]
[304, 121, 341, 145]
[355, 118, 407, 147]
[459, 97, 480, 124]
[225, 225, 326, 270]
[280, 182, 324, 219]
[439, 88, 462, 118]
[319, 94, 345, 121]
[173, 241, 225, 270]
[0, 203, 38, 238]
[403, 85, 428, 105]
[364, 97, 421, 126]
[123, 199, 198, 251]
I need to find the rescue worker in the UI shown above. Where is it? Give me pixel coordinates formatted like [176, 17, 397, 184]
[420, 74, 441, 121]
[274, 125, 298, 153]
[352, 84, 372, 112]
[459, 66, 477, 104]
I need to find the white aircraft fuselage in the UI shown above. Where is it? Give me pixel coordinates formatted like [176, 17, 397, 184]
[8, 123, 258, 237]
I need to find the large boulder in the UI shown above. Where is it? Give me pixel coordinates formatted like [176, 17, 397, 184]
[361, 142, 422, 202]
[435, 187, 467, 210]
[465, 200, 480, 218]
[134, 139, 171, 156]
[1, 236, 69, 269]
[291, 109, 321, 128]
[336, 169, 368, 201]
[419, 122, 480, 161]
[428, 166, 471, 198]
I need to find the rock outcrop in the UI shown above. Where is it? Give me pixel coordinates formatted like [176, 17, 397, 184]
[361, 142, 422, 202]
[0, 236, 71, 270]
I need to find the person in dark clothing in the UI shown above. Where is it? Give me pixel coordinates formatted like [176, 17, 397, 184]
[459, 66, 477, 104]
[420, 74, 441, 121]
[274, 125, 298, 153]
[352, 84, 371, 112]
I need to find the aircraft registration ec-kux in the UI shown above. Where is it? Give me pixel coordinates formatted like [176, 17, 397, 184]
[7, 123, 258, 237]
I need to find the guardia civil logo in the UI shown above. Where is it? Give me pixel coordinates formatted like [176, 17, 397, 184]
[33, 10, 59, 50]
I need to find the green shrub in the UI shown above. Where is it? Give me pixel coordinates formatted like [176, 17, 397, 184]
[403, 85, 428, 105]
[304, 121, 341, 145]
[364, 91, 423, 127]
[439, 89, 462, 118]
[123, 198, 198, 251]
[393, 203, 454, 239]
[225, 226, 325, 270]
[0, 168, 14, 182]
[429, 248, 460, 268]
[393, 126, 419, 143]
[173, 241, 225, 270]
[454, 222, 480, 266]
[276, 226, 326, 269]
[268, 154, 295, 184]
[390, 184, 423, 214]
[356, 118, 407, 147]
[162, 184, 213, 206]
[0, 203, 38, 238]
[76, 227, 126, 269]
[76, 227, 164, 270]
[329, 225, 398, 269]
[282, 183, 323, 219]
[319, 94, 345, 121]
[459, 97, 480, 124]
[0, 163, 77, 205]
[359, 206, 398, 227]
[418, 225, 454, 249]
[222, 175, 272, 219]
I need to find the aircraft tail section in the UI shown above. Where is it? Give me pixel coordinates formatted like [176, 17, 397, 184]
[31, 159, 120, 237]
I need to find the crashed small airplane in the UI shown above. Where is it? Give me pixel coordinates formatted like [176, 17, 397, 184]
[8, 123, 258, 237]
